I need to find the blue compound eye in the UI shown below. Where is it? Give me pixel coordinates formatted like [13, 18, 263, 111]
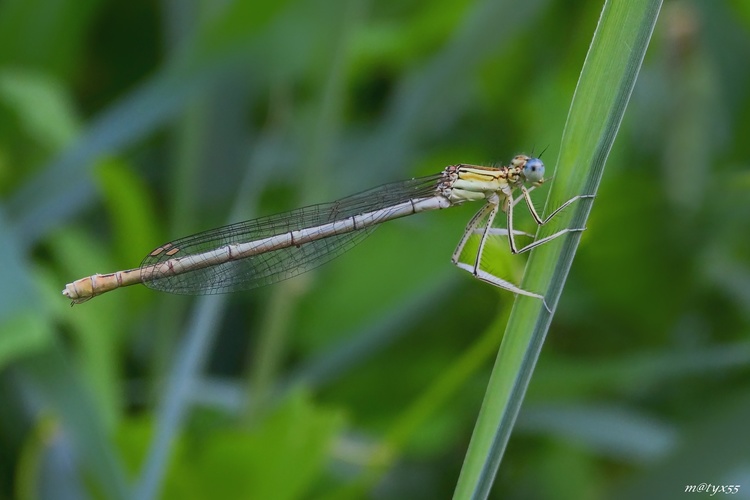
[524, 158, 545, 184]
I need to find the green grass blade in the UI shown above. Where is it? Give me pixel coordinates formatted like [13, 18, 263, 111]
[453, 1, 663, 498]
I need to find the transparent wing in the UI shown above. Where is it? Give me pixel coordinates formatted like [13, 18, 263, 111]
[140, 173, 443, 295]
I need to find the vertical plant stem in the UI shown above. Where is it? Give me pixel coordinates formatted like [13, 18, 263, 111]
[453, 1, 663, 498]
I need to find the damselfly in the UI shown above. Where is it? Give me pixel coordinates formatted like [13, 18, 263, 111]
[63, 155, 588, 311]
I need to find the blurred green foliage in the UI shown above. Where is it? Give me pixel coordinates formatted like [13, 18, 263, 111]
[0, 0, 749, 499]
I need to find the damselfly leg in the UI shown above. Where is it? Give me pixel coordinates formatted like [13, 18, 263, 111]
[452, 191, 595, 312]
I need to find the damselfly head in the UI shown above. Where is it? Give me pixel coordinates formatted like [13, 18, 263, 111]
[522, 157, 545, 186]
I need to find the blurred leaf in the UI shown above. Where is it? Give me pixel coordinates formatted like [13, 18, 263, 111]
[52, 228, 135, 429]
[531, 342, 750, 401]
[0, 70, 80, 150]
[351, 0, 474, 70]
[191, 0, 293, 64]
[729, 0, 750, 30]
[517, 403, 675, 462]
[0, 0, 102, 76]
[95, 156, 161, 268]
[120, 391, 344, 500]
[0, 209, 40, 323]
[16, 417, 88, 500]
[19, 341, 130, 500]
[531, 441, 603, 500]
[0, 310, 51, 370]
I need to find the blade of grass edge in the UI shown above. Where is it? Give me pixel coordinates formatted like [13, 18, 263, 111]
[453, 1, 663, 498]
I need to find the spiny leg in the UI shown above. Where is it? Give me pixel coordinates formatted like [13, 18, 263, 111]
[453, 200, 551, 312]
[462, 203, 534, 244]
[473, 228, 534, 238]
[508, 189, 596, 255]
[521, 187, 595, 226]
[453, 189, 594, 313]
[452, 263, 552, 313]
[471, 202, 502, 271]
[506, 193, 522, 254]
[458, 186, 545, 245]
[470, 194, 534, 238]
[451, 202, 495, 265]
[511, 227, 586, 255]
[467, 189, 593, 310]
[511, 184, 537, 208]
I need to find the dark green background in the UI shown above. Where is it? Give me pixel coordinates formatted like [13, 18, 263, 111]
[1, 0, 749, 499]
